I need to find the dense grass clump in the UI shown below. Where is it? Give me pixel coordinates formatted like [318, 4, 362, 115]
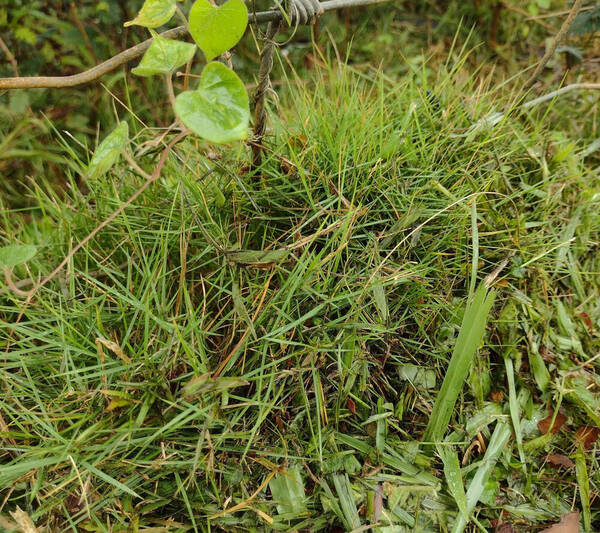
[1, 55, 599, 532]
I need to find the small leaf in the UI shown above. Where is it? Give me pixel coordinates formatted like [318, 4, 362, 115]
[106, 398, 133, 412]
[537, 409, 566, 435]
[124, 0, 176, 28]
[182, 374, 248, 398]
[9, 507, 40, 533]
[346, 397, 356, 414]
[189, 0, 248, 61]
[540, 512, 580, 533]
[569, 5, 600, 36]
[225, 248, 289, 266]
[546, 454, 575, 469]
[269, 467, 307, 515]
[95, 337, 131, 364]
[574, 426, 600, 451]
[133, 35, 196, 76]
[575, 448, 590, 531]
[231, 277, 256, 339]
[332, 474, 361, 530]
[437, 445, 468, 520]
[372, 278, 388, 321]
[88, 122, 129, 179]
[0, 244, 37, 268]
[398, 364, 436, 389]
[175, 62, 249, 144]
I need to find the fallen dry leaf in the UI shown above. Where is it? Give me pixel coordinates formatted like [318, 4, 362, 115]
[8, 507, 40, 533]
[574, 426, 600, 450]
[95, 337, 131, 364]
[538, 409, 567, 435]
[495, 522, 515, 533]
[540, 511, 580, 533]
[347, 397, 357, 415]
[490, 390, 504, 402]
[577, 312, 594, 334]
[546, 454, 575, 468]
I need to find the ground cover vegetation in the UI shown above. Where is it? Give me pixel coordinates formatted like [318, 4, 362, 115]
[1, 1, 600, 532]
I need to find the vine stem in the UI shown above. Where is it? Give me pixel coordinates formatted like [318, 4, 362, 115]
[520, 0, 584, 95]
[5, 131, 188, 348]
[0, 0, 392, 90]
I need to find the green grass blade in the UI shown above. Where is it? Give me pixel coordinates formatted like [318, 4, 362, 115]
[424, 284, 496, 443]
[332, 473, 361, 531]
[451, 421, 512, 533]
[80, 460, 141, 499]
[437, 444, 468, 520]
[575, 446, 591, 531]
[504, 355, 526, 472]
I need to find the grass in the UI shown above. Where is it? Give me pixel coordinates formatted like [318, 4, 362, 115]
[2, 19, 600, 533]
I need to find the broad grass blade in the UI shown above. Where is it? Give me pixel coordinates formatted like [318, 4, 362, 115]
[451, 421, 512, 533]
[424, 284, 496, 443]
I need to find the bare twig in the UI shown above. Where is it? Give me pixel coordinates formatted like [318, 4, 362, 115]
[70, 2, 98, 64]
[521, 0, 584, 94]
[0, 0, 392, 90]
[0, 35, 19, 77]
[33, 131, 187, 295]
[469, 82, 600, 134]
[5, 131, 188, 351]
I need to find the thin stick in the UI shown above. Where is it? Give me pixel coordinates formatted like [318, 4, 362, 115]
[520, 0, 584, 94]
[0, 0, 392, 90]
[38, 132, 186, 293]
[6, 131, 188, 347]
[70, 2, 98, 64]
[0, 36, 19, 77]
[469, 82, 600, 133]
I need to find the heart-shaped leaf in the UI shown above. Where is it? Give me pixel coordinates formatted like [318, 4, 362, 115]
[0, 244, 37, 268]
[124, 0, 176, 28]
[174, 62, 249, 144]
[189, 0, 248, 61]
[133, 35, 196, 77]
[88, 122, 129, 179]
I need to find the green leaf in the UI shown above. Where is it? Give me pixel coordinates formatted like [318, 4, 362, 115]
[132, 35, 196, 77]
[451, 421, 512, 533]
[372, 278, 388, 322]
[423, 284, 496, 444]
[0, 244, 37, 268]
[269, 467, 307, 515]
[181, 374, 248, 399]
[189, 0, 248, 61]
[569, 5, 600, 36]
[332, 474, 361, 530]
[231, 277, 257, 339]
[175, 62, 249, 144]
[225, 247, 289, 266]
[124, 0, 176, 28]
[437, 445, 468, 521]
[88, 122, 129, 180]
[575, 446, 591, 531]
[398, 364, 436, 389]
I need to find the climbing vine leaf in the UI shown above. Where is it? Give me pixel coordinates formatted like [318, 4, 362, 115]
[124, 0, 176, 28]
[0, 244, 37, 268]
[174, 62, 249, 144]
[189, 0, 248, 61]
[88, 122, 129, 179]
[133, 35, 197, 77]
